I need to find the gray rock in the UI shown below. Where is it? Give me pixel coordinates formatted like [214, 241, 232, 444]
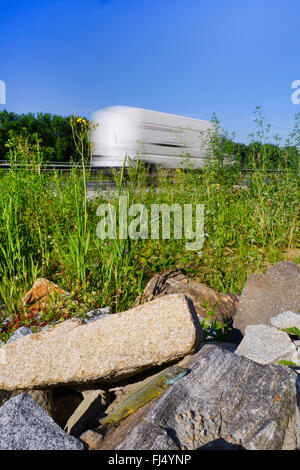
[85, 314, 110, 324]
[0, 389, 54, 417]
[235, 324, 299, 365]
[98, 345, 297, 450]
[233, 262, 300, 335]
[0, 394, 84, 450]
[270, 311, 300, 330]
[85, 306, 111, 323]
[6, 326, 33, 344]
[117, 421, 180, 450]
[201, 341, 237, 353]
[87, 306, 110, 317]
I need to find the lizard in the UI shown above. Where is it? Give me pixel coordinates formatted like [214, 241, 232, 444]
[98, 365, 188, 427]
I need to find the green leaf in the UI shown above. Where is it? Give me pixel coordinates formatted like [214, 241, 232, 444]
[278, 360, 298, 367]
[281, 327, 300, 340]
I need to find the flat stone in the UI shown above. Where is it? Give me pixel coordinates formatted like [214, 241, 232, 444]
[65, 389, 112, 436]
[0, 294, 201, 390]
[233, 262, 300, 335]
[235, 325, 299, 365]
[93, 345, 297, 450]
[6, 326, 33, 344]
[0, 394, 84, 450]
[270, 311, 300, 330]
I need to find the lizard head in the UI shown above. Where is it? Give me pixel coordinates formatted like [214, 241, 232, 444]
[164, 365, 188, 385]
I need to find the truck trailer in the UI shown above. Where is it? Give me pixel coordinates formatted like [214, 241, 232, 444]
[90, 106, 214, 169]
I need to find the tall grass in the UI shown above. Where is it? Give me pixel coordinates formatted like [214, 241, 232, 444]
[0, 109, 299, 341]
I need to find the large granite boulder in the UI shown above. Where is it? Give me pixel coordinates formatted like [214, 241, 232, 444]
[88, 345, 297, 450]
[0, 294, 201, 390]
[0, 394, 84, 450]
[233, 262, 300, 335]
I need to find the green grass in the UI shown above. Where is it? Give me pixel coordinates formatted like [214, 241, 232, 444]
[0, 110, 299, 342]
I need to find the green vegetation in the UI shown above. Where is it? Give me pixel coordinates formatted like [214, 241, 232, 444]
[282, 327, 300, 340]
[0, 107, 299, 342]
[0, 110, 86, 162]
[277, 360, 298, 367]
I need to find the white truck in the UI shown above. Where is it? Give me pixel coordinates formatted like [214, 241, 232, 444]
[90, 106, 214, 169]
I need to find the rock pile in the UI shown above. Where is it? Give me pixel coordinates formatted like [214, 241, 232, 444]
[0, 262, 299, 450]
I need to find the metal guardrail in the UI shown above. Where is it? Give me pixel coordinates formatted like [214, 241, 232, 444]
[0, 161, 297, 174]
[0, 161, 113, 173]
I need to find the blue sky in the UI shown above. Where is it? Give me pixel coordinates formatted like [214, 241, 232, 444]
[0, 0, 300, 142]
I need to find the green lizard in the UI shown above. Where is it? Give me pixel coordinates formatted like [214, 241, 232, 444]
[99, 365, 188, 426]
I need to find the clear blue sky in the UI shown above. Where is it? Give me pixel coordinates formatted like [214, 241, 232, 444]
[1, 0, 300, 142]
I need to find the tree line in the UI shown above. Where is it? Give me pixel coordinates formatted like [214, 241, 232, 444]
[0, 110, 81, 162]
